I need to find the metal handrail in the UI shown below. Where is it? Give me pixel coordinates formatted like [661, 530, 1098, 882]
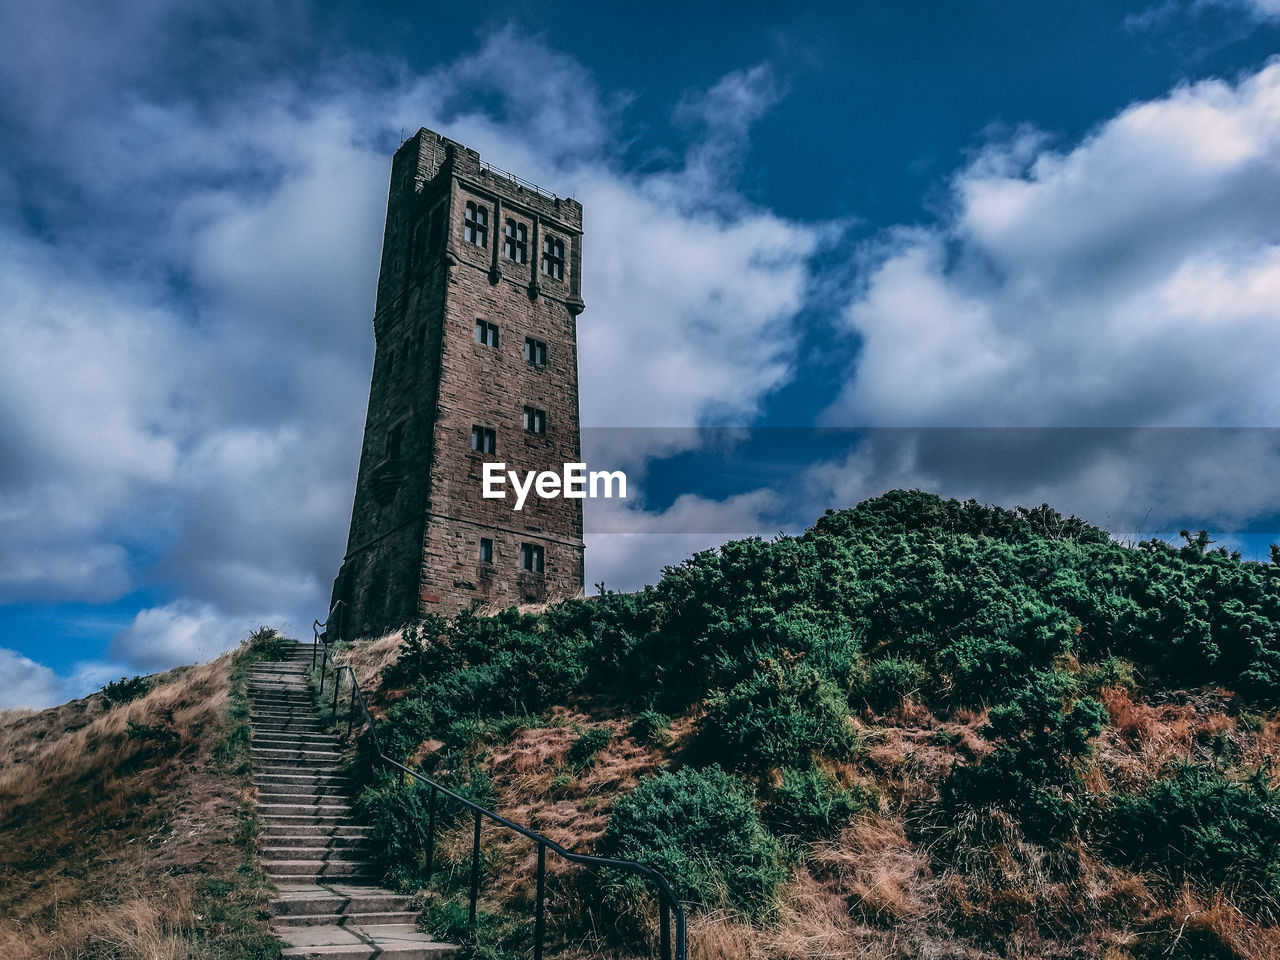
[479, 160, 559, 201]
[308, 604, 687, 960]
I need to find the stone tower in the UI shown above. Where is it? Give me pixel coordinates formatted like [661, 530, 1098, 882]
[330, 128, 586, 640]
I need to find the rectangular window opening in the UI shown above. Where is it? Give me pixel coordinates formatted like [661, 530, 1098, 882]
[520, 543, 545, 573]
[470, 425, 497, 455]
[386, 422, 404, 461]
[524, 337, 547, 366]
[522, 405, 546, 435]
[479, 537, 494, 563]
[474, 319, 499, 348]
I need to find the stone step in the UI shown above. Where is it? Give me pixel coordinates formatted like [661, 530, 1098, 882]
[264, 860, 377, 877]
[256, 781, 352, 796]
[271, 891, 413, 917]
[252, 727, 333, 736]
[253, 722, 327, 732]
[262, 845, 373, 859]
[251, 707, 317, 714]
[259, 794, 352, 808]
[248, 686, 312, 693]
[261, 826, 370, 840]
[249, 690, 313, 696]
[276, 923, 456, 959]
[252, 747, 342, 760]
[263, 835, 370, 849]
[261, 814, 358, 827]
[272, 911, 417, 929]
[253, 736, 339, 749]
[258, 801, 355, 816]
[250, 768, 345, 783]
[256, 773, 351, 786]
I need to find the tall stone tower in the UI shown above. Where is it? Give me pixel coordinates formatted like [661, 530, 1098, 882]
[330, 128, 586, 641]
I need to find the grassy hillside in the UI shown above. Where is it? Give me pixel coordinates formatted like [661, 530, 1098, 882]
[335, 490, 1280, 960]
[0, 630, 287, 960]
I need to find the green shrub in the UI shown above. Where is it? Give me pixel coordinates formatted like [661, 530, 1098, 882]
[1236, 711, 1266, 732]
[764, 765, 872, 837]
[929, 728, 962, 747]
[628, 710, 670, 745]
[859, 656, 926, 712]
[100, 675, 150, 707]
[601, 765, 785, 916]
[1078, 655, 1137, 693]
[381, 697, 438, 763]
[244, 625, 290, 660]
[698, 659, 854, 772]
[358, 771, 440, 881]
[936, 636, 1027, 706]
[566, 727, 613, 770]
[943, 670, 1106, 835]
[1101, 762, 1280, 902]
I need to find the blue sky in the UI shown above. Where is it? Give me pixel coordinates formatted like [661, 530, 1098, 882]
[1, 0, 1279, 707]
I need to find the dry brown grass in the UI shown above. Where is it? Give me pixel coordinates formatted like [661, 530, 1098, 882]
[334, 627, 407, 693]
[0, 649, 272, 960]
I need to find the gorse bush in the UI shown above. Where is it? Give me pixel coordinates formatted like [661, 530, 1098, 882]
[697, 657, 855, 772]
[566, 726, 613, 770]
[600, 765, 785, 916]
[764, 765, 873, 837]
[858, 656, 927, 712]
[1078, 655, 1137, 694]
[358, 771, 439, 882]
[944, 671, 1106, 835]
[1101, 762, 1280, 902]
[100, 675, 150, 708]
[628, 709, 670, 745]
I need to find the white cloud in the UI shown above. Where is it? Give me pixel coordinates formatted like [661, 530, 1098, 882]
[0, 649, 124, 710]
[0, 648, 69, 710]
[109, 600, 273, 674]
[829, 61, 1280, 429]
[584, 489, 784, 592]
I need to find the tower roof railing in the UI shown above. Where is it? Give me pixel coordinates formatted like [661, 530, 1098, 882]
[478, 160, 561, 201]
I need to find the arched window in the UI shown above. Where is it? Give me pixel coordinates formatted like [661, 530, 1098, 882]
[503, 219, 528, 263]
[540, 235, 564, 280]
[464, 201, 488, 247]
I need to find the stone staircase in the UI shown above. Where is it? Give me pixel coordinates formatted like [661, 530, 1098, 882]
[249, 642, 456, 959]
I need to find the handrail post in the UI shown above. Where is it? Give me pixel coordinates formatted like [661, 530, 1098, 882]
[534, 843, 546, 960]
[318, 658, 325, 697]
[332, 665, 341, 716]
[469, 808, 482, 929]
[660, 903, 671, 960]
[347, 680, 356, 738]
[426, 785, 437, 876]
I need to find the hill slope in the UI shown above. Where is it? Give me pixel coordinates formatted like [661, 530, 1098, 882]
[0, 631, 286, 959]
[334, 490, 1280, 960]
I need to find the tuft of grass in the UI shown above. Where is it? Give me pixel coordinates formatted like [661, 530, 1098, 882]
[566, 726, 613, 770]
